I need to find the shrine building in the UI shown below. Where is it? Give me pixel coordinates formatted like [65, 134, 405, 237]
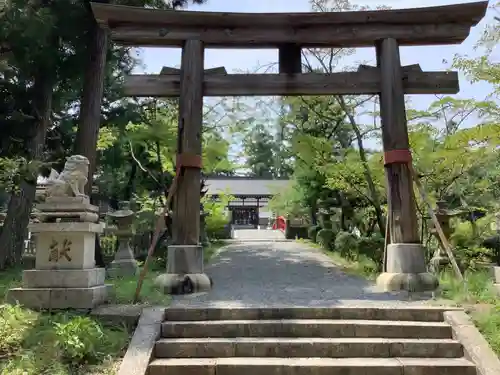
[205, 176, 289, 228]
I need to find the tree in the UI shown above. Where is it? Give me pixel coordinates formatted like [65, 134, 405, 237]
[0, 0, 76, 268]
[73, 0, 209, 196]
[242, 124, 279, 177]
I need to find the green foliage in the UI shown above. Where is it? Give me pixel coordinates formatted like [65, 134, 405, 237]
[100, 235, 117, 256]
[133, 193, 160, 234]
[308, 225, 321, 242]
[203, 192, 234, 239]
[242, 124, 280, 177]
[316, 228, 335, 250]
[334, 231, 359, 260]
[358, 234, 385, 266]
[450, 215, 496, 268]
[53, 316, 107, 364]
[0, 304, 129, 375]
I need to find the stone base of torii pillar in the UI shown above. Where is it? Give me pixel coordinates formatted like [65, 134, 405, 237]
[154, 245, 212, 295]
[376, 243, 438, 292]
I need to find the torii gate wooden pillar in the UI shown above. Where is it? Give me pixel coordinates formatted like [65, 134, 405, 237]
[91, 1, 487, 294]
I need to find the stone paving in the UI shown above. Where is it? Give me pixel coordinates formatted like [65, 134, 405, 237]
[171, 240, 434, 308]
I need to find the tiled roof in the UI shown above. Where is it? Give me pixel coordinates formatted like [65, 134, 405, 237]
[205, 178, 289, 196]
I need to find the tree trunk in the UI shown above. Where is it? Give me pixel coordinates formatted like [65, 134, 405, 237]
[310, 199, 318, 225]
[0, 70, 54, 269]
[336, 96, 386, 237]
[123, 161, 137, 201]
[73, 14, 108, 196]
[73, 9, 109, 267]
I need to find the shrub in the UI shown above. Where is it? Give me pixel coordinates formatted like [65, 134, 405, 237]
[455, 246, 494, 270]
[308, 225, 321, 242]
[203, 192, 234, 240]
[99, 235, 116, 256]
[358, 234, 385, 265]
[0, 305, 129, 374]
[285, 225, 308, 239]
[316, 229, 335, 250]
[53, 315, 106, 363]
[334, 231, 359, 260]
[450, 217, 495, 269]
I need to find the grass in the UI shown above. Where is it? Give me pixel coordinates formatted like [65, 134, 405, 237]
[438, 268, 500, 355]
[298, 239, 379, 280]
[0, 239, 226, 375]
[0, 267, 130, 375]
[0, 304, 130, 375]
[108, 239, 226, 305]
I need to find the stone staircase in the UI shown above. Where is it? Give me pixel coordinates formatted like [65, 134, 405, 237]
[148, 306, 477, 375]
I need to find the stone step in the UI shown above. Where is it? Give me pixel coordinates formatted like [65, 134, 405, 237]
[161, 319, 453, 339]
[164, 306, 451, 322]
[148, 357, 476, 375]
[154, 337, 463, 358]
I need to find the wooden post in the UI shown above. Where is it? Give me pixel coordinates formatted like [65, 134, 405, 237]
[377, 38, 419, 244]
[157, 38, 212, 295]
[376, 38, 437, 292]
[173, 39, 204, 246]
[278, 44, 302, 74]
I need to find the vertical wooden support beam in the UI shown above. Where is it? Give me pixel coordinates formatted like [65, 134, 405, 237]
[173, 39, 204, 246]
[278, 44, 302, 74]
[158, 39, 212, 295]
[377, 38, 419, 245]
[376, 38, 438, 292]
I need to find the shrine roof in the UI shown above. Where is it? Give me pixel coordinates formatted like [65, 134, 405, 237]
[205, 177, 290, 197]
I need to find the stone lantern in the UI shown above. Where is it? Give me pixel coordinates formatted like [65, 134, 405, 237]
[429, 200, 454, 272]
[107, 201, 139, 277]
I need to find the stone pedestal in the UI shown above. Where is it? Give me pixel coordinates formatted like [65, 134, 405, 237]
[107, 232, 139, 278]
[36, 196, 99, 223]
[7, 221, 109, 309]
[107, 201, 139, 278]
[377, 243, 438, 292]
[155, 245, 212, 295]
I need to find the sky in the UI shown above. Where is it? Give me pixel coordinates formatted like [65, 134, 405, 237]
[134, 0, 498, 154]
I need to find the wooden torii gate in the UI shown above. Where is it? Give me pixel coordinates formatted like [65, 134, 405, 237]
[91, 1, 487, 294]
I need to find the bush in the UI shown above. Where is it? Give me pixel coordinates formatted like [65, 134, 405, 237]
[316, 229, 335, 250]
[455, 246, 494, 270]
[0, 304, 129, 374]
[308, 225, 321, 242]
[358, 234, 385, 265]
[285, 225, 308, 239]
[334, 231, 359, 260]
[450, 217, 495, 270]
[203, 193, 234, 240]
[205, 212, 231, 239]
[99, 234, 116, 256]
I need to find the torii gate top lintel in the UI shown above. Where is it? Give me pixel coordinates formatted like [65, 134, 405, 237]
[91, 1, 487, 48]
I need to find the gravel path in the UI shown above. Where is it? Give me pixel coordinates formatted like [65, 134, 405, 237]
[171, 240, 435, 308]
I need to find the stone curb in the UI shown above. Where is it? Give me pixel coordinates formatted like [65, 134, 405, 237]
[225, 239, 294, 243]
[444, 310, 500, 375]
[117, 306, 165, 375]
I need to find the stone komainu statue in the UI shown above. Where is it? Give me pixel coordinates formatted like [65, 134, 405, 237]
[45, 155, 90, 199]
